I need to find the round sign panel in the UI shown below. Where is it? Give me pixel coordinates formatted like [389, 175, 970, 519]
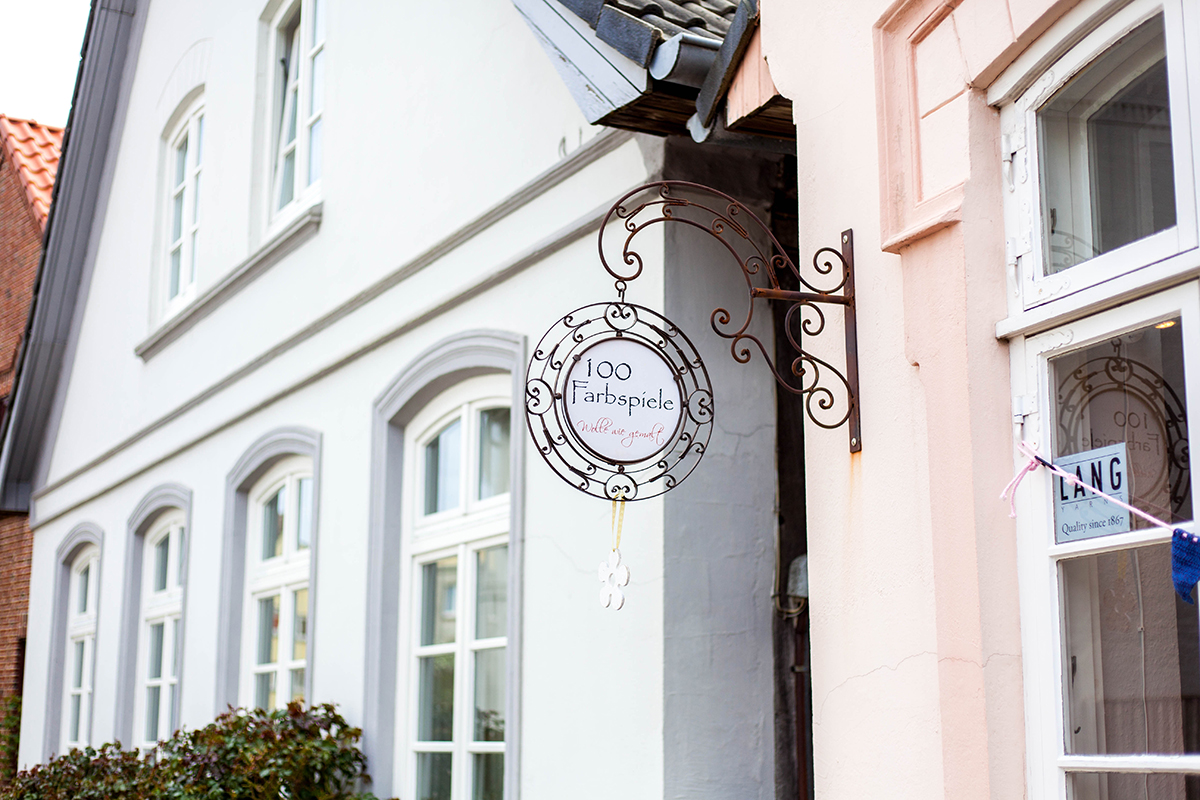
[525, 302, 713, 502]
[563, 338, 683, 463]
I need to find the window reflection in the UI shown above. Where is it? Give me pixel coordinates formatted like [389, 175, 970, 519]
[1038, 15, 1175, 273]
[1053, 318, 1190, 531]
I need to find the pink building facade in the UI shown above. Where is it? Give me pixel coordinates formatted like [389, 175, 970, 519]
[759, 0, 1200, 797]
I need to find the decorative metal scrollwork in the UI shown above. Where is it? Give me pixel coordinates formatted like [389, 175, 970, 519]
[598, 181, 861, 451]
[525, 302, 714, 501]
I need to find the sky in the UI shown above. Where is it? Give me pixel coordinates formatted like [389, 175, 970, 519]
[0, 0, 93, 126]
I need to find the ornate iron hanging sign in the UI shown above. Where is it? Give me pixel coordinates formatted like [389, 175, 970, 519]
[526, 302, 714, 502]
[526, 180, 860, 608]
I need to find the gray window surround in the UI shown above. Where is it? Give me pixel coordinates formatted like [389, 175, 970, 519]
[44, 522, 105, 761]
[363, 329, 526, 799]
[113, 483, 192, 745]
[214, 426, 321, 715]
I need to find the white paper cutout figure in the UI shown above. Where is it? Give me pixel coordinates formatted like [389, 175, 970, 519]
[599, 548, 631, 610]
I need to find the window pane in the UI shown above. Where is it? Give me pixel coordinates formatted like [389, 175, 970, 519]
[476, 545, 507, 639]
[189, 234, 197, 284]
[312, 0, 325, 45]
[286, 86, 298, 145]
[195, 115, 204, 164]
[290, 668, 305, 704]
[171, 618, 179, 677]
[174, 137, 188, 186]
[154, 535, 169, 592]
[1052, 318, 1189, 541]
[307, 118, 322, 186]
[262, 487, 285, 560]
[293, 588, 308, 661]
[69, 694, 81, 743]
[309, 51, 324, 117]
[417, 654, 455, 741]
[279, 151, 296, 209]
[424, 419, 461, 515]
[296, 477, 312, 550]
[474, 647, 505, 742]
[473, 753, 504, 800]
[421, 557, 457, 646]
[416, 752, 452, 800]
[78, 565, 89, 614]
[1063, 542, 1200, 755]
[1038, 15, 1175, 273]
[72, 640, 85, 689]
[171, 192, 183, 242]
[255, 671, 276, 710]
[191, 174, 200, 224]
[1068, 771, 1200, 799]
[478, 408, 510, 500]
[169, 684, 177, 734]
[148, 622, 164, 680]
[169, 248, 181, 298]
[145, 685, 160, 743]
[257, 595, 280, 665]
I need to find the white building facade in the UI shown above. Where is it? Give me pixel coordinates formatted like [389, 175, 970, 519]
[3, 1, 789, 799]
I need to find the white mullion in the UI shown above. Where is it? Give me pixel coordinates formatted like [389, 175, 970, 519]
[454, 542, 471, 800]
[277, 588, 293, 709]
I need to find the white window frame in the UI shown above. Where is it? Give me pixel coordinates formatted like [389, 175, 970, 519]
[265, 0, 324, 233]
[161, 99, 205, 319]
[397, 374, 512, 800]
[133, 513, 184, 749]
[63, 545, 99, 751]
[1013, 282, 1200, 796]
[239, 455, 313, 711]
[998, 0, 1198, 315]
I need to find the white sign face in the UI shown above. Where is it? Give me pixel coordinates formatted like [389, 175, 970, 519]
[563, 338, 683, 463]
[1054, 442, 1131, 543]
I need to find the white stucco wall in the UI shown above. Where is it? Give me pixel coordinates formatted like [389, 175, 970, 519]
[20, 3, 672, 798]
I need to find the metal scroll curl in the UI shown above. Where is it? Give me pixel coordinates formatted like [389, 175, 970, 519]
[598, 181, 861, 451]
[525, 302, 714, 502]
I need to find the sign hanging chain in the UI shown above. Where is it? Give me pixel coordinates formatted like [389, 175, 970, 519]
[1001, 440, 1200, 603]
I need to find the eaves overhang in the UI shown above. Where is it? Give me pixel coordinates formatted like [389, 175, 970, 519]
[513, 0, 794, 142]
[0, 0, 142, 512]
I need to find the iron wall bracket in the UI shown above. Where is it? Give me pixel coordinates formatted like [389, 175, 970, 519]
[598, 181, 861, 452]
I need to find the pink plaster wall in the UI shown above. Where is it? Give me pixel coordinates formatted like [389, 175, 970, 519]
[755, 0, 1079, 796]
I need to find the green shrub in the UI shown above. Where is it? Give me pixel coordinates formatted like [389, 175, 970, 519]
[1, 703, 379, 800]
[0, 695, 20, 784]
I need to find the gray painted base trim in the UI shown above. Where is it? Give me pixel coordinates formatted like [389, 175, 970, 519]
[32, 130, 636, 508]
[214, 427, 321, 715]
[30, 185, 636, 528]
[44, 522, 104, 762]
[135, 204, 323, 360]
[363, 330, 525, 799]
[113, 483, 192, 745]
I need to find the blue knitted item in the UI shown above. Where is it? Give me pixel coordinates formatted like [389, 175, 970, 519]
[1172, 529, 1200, 604]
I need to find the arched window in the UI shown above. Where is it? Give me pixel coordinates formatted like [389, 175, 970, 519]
[240, 455, 313, 710]
[63, 544, 99, 750]
[402, 374, 510, 800]
[161, 96, 204, 317]
[134, 512, 184, 746]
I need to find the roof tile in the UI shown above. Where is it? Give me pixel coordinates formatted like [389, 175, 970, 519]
[563, 0, 737, 45]
[0, 115, 64, 230]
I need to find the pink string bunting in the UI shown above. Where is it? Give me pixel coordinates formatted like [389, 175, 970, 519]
[1000, 441, 1200, 603]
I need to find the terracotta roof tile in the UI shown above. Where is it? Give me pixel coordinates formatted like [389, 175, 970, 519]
[0, 115, 64, 231]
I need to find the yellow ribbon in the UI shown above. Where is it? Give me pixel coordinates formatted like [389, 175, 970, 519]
[611, 489, 626, 551]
